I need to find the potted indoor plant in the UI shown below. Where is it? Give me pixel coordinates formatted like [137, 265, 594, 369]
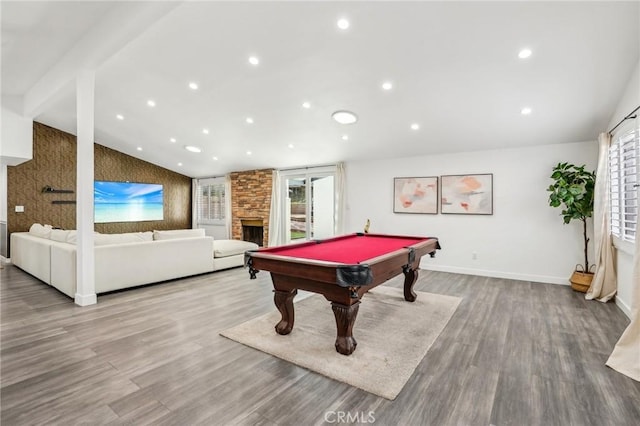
[547, 162, 596, 292]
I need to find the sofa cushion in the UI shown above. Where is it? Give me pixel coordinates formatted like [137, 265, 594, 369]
[153, 229, 205, 240]
[50, 229, 71, 243]
[214, 239, 259, 258]
[29, 223, 53, 239]
[94, 232, 153, 246]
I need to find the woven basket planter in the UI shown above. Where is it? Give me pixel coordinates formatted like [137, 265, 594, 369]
[569, 266, 594, 293]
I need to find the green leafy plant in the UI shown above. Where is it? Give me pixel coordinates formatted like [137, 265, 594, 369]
[547, 162, 596, 272]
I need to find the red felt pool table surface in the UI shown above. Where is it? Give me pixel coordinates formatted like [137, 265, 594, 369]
[257, 233, 430, 264]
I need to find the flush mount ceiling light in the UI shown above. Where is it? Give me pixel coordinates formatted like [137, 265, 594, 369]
[202, 128, 209, 134]
[521, 107, 532, 115]
[337, 18, 350, 30]
[136, 147, 142, 151]
[518, 48, 532, 59]
[212, 156, 218, 161]
[246, 150, 252, 156]
[382, 81, 393, 91]
[288, 144, 295, 149]
[116, 114, 124, 120]
[169, 138, 176, 143]
[248, 56, 259, 65]
[178, 162, 183, 166]
[332, 110, 358, 125]
[302, 102, 311, 109]
[184, 145, 202, 153]
[147, 100, 156, 107]
[342, 134, 349, 141]
[246, 117, 254, 124]
[410, 123, 420, 130]
[188, 82, 199, 90]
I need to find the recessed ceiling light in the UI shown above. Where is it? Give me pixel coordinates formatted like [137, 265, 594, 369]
[410, 123, 420, 130]
[246, 151, 252, 156]
[178, 162, 182, 166]
[116, 114, 124, 120]
[342, 135, 349, 141]
[170, 138, 176, 143]
[136, 147, 142, 151]
[202, 128, 209, 134]
[188, 82, 199, 90]
[212, 156, 218, 161]
[382, 81, 393, 91]
[521, 107, 532, 115]
[337, 18, 350, 30]
[518, 48, 532, 59]
[302, 102, 311, 109]
[332, 110, 358, 124]
[246, 117, 254, 124]
[184, 145, 202, 153]
[147, 100, 156, 107]
[248, 56, 259, 65]
[288, 144, 294, 149]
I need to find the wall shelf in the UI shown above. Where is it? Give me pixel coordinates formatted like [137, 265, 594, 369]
[52, 200, 76, 204]
[42, 186, 74, 194]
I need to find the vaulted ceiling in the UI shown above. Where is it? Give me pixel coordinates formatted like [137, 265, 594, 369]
[2, 1, 639, 177]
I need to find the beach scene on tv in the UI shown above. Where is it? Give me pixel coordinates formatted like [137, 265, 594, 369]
[94, 181, 164, 223]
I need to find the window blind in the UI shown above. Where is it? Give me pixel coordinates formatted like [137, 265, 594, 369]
[609, 128, 639, 242]
[196, 178, 226, 223]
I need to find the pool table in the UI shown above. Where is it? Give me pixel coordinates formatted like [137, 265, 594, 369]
[245, 233, 440, 355]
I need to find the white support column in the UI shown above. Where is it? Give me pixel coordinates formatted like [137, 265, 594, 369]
[75, 70, 97, 306]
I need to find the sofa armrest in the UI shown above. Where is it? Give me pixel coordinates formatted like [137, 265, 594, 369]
[10, 232, 53, 284]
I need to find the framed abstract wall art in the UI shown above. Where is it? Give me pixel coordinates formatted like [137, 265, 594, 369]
[440, 174, 493, 215]
[393, 177, 438, 214]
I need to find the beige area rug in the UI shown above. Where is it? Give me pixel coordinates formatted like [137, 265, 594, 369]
[220, 287, 461, 400]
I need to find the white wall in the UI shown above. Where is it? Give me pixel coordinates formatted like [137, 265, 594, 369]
[199, 224, 229, 240]
[608, 59, 639, 317]
[345, 141, 598, 284]
[1, 105, 33, 166]
[1, 104, 33, 260]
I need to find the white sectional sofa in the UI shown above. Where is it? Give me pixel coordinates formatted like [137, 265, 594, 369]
[10, 224, 258, 298]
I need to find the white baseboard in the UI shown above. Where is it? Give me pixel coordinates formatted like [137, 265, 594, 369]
[422, 264, 570, 285]
[614, 296, 632, 319]
[74, 293, 97, 306]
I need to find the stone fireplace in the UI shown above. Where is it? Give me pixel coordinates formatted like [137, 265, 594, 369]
[230, 169, 273, 247]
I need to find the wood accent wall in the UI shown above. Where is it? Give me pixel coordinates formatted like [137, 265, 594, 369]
[7, 122, 192, 254]
[230, 169, 272, 246]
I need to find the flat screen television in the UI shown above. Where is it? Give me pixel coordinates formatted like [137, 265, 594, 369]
[94, 181, 164, 223]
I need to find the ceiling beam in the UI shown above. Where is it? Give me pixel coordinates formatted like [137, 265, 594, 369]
[23, 1, 182, 118]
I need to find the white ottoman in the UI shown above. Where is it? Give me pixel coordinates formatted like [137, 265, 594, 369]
[212, 239, 259, 271]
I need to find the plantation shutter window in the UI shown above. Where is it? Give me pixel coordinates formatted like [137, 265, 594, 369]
[609, 127, 639, 242]
[196, 178, 226, 224]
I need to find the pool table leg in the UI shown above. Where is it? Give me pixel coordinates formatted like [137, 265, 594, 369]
[331, 302, 360, 355]
[274, 289, 297, 335]
[403, 266, 419, 302]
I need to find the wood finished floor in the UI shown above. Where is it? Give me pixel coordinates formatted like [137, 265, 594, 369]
[1, 264, 639, 426]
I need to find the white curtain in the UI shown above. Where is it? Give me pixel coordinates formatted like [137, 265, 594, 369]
[191, 178, 198, 229]
[268, 169, 284, 247]
[586, 133, 617, 301]
[225, 174, 232, 239]
[335, 162, 346, 235]
[606, 226, 640, 381]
